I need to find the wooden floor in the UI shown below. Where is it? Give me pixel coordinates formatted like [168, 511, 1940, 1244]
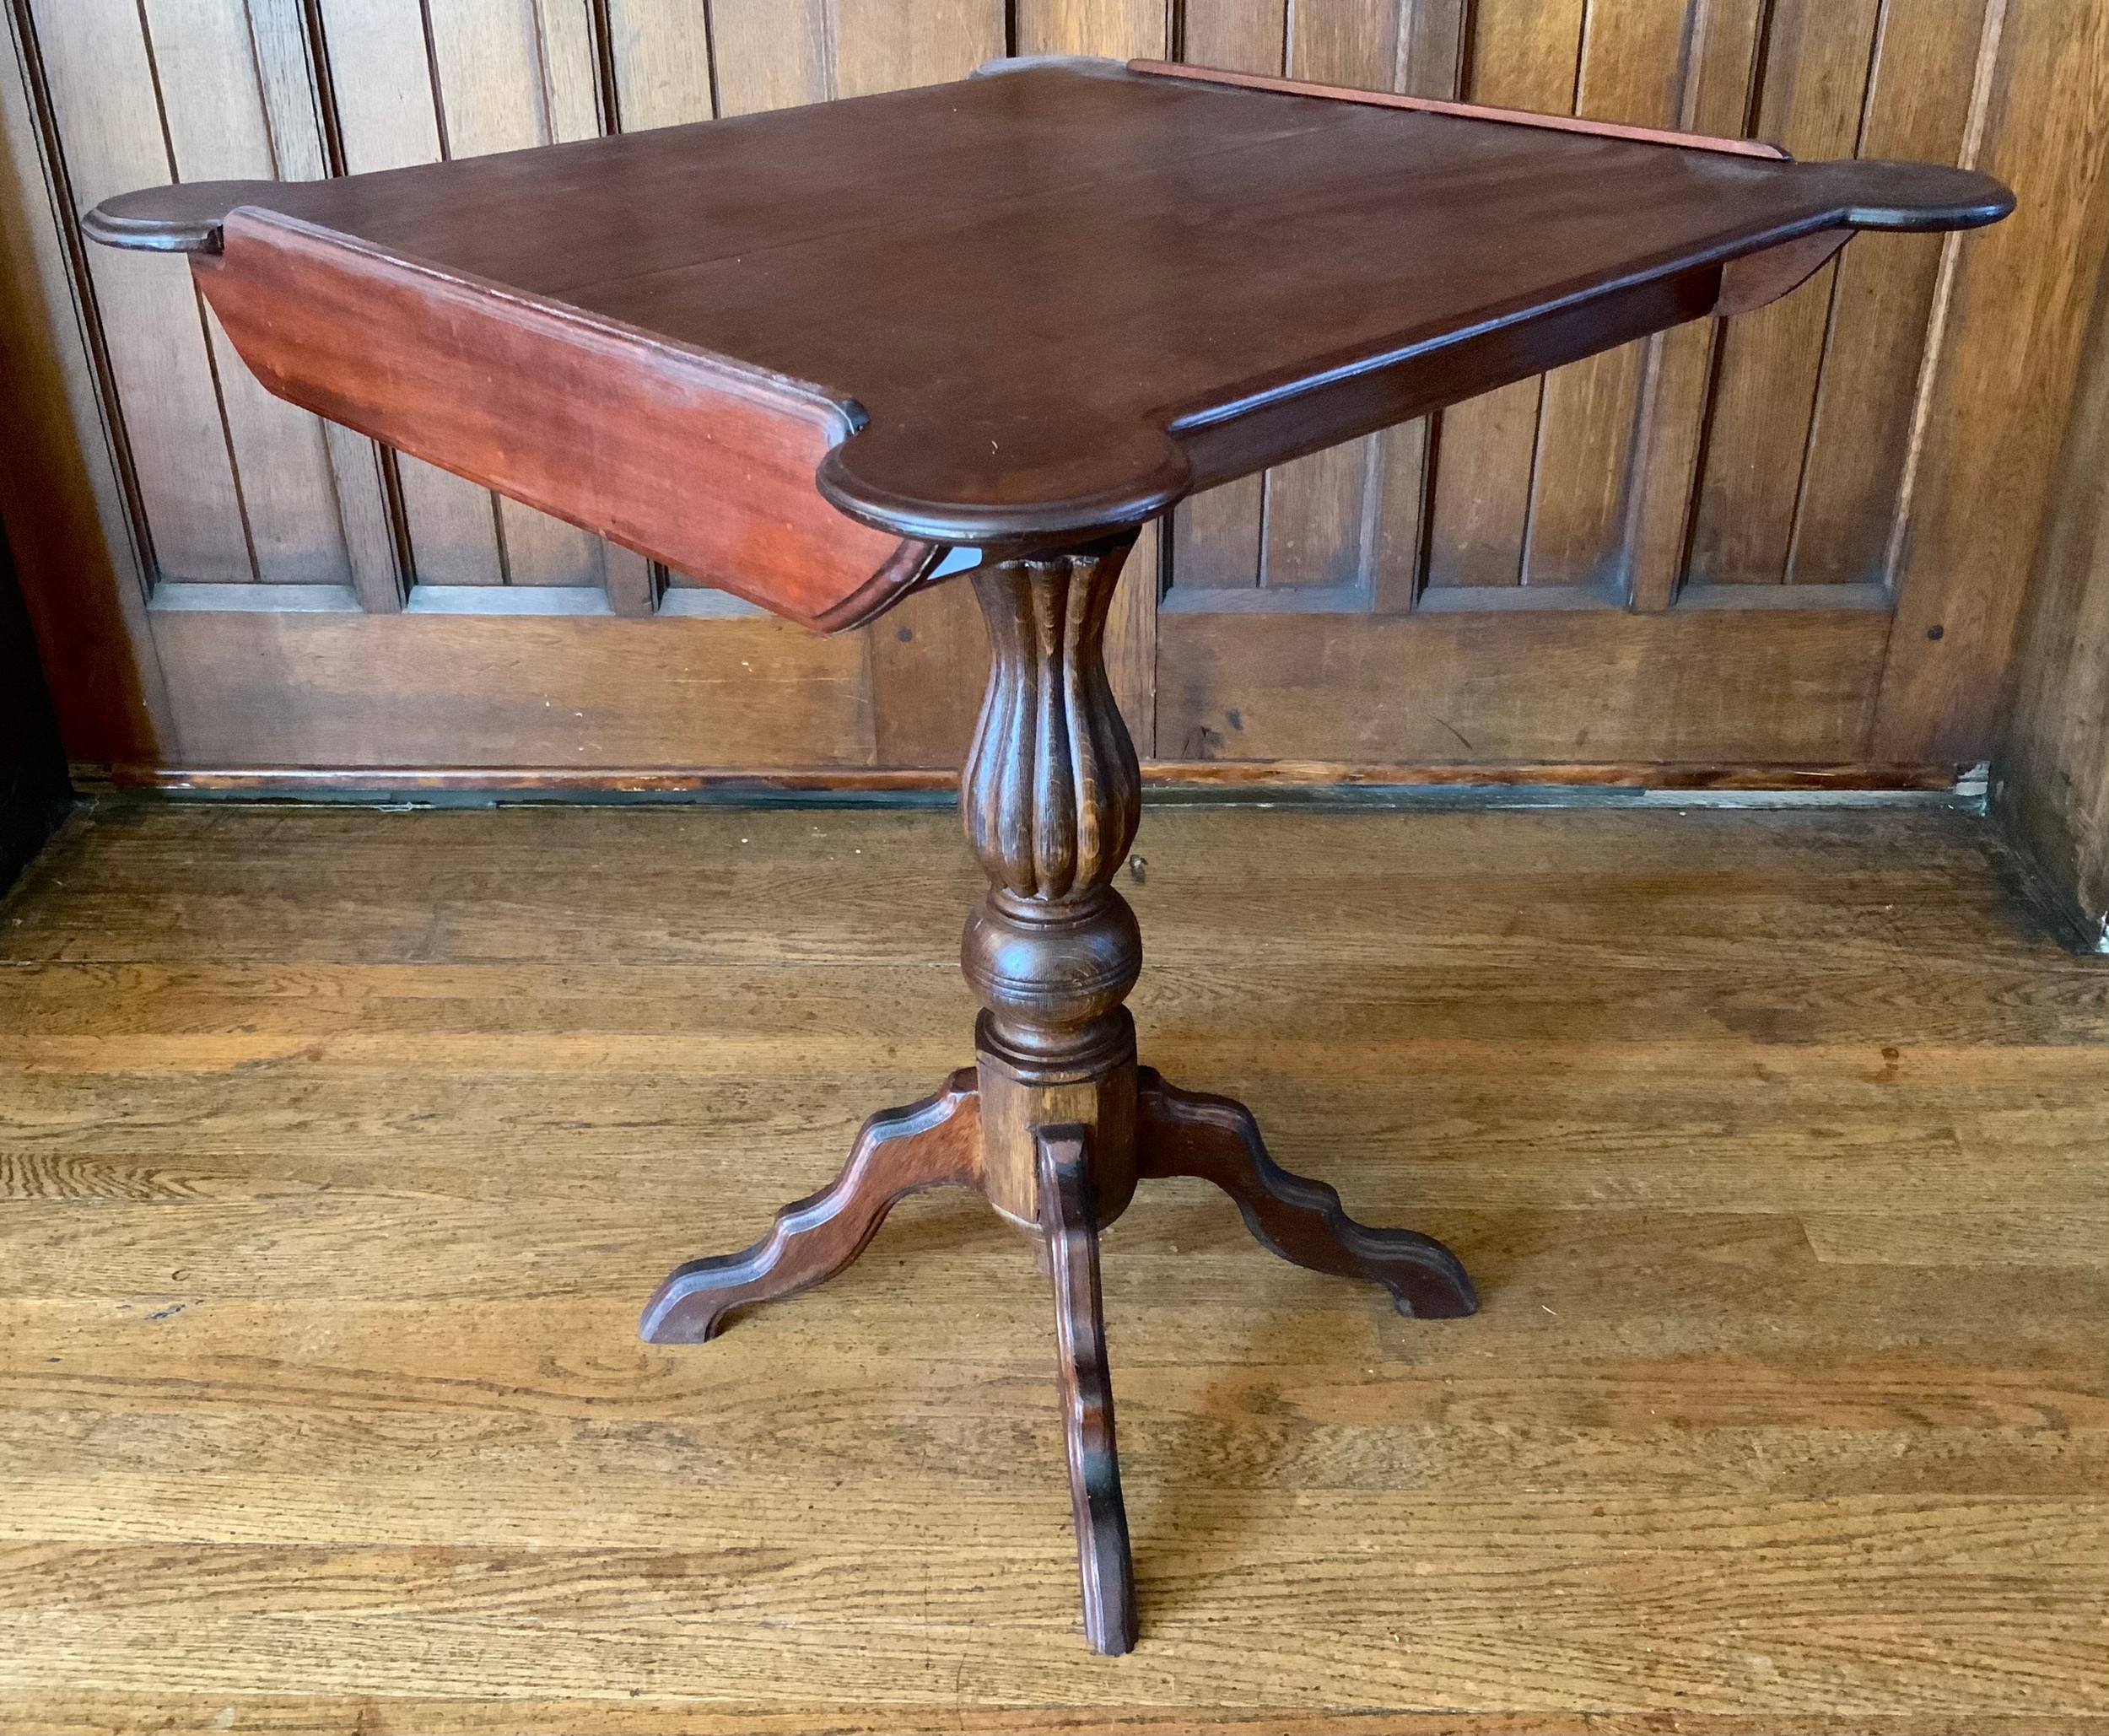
[1, 798, 2105, 1734]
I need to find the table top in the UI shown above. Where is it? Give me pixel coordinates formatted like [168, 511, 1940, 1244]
[89, 57, 2011, 628]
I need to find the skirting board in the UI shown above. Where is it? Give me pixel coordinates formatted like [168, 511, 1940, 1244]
[87, 761, 1987, 811]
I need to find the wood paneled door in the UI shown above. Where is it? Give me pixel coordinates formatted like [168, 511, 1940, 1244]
[3, 0, 2105, 787]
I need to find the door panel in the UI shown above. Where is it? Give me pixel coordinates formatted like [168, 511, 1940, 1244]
[2, 0, 2104, 783]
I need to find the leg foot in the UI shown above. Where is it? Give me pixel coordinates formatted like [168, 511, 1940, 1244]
[640, 1070, 980, 1343]
[1135, 1070, 1478, 1319]
[1037, 1125, 1137, 1656]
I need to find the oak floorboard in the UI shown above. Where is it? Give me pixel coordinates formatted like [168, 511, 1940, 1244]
[0, 801, 2103, 1733]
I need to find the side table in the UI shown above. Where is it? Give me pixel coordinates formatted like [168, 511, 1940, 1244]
[89, 54, 2011, 1652]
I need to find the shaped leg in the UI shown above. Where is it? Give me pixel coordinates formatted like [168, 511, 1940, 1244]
[1037, 1125, 1137, 1656]
[640, 1070, 980, 1343]
[1135, 1069, 1478, 1319]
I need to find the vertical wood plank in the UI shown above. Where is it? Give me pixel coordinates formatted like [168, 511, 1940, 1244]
[30, 0, 251, 585]
[846, 0, 1020, 768]
[1259, 443, 1373, 588]
[319, 422, 406, 612]
[241, 0, 329, 181]
[1786, 0, 1989, 587]
[1872, 0, 2109, 758]
[835, 0, 1003, 95]
[143, 0, 357, 589]
[1370, 418, 1432, 612]
[1373, 0, 1466, 609]
[1518, 0, 1691, 591]
[423, 0, 620, 590]
[604, 2, 715, 128]
[1171, 477, 1265, 590]
[710, 0, 829, 116]
[1011, 0, 1162, 751]
[1012, 0, 1166, 60]
[1424, 375, 1542, 588]
[1181, 0, 1283, 73]
[245, 0, 404, 607]
[1623, 0, 1767, 612]
[1288, 0, 1398, 86]
[1399, 0, 1469, 95]
[1165, 0, 1280, 594]
[1108, 517, 1158, 752]
[1170, 3, 1461, 612]
[1260, 2, 1396, 590]
[1423, 0, 1585, 589]
[316, 0, 504, 587]
[602, 0, 713, 612]
[1685, 0, 1885, 588]
[0, 0, 176, 757]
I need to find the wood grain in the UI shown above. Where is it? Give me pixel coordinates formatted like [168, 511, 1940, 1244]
[1993, 210, 2109, 950]
[313, 0, 507, 588]
[1011, 0, 1166, 59]
[420, 0, 643, 597]
[1521, 0, 1699, 591]
[30, 0, 251, 584]
[0, 797, 2105, 1728]
[1786, 0, 1993, 589]
[1158, 597, 1892, 763]
[147, 609, 877, 768]
[1621, 0, 1770, 612]
[1036, 1125, 1137, 1654]
[1422, 0, 1586, 590]
[1871, 0, 2109, 760]
[194, 210, 925, 630]
[1686, 0, 1885, 589]
[140, 0, 359, 590]
[1163, 3, 1281, 599]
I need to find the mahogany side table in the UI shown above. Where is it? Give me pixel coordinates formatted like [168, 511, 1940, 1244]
[89, 55, 2011, 1653]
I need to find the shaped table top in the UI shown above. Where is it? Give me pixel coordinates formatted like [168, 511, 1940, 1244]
[89, 56, 2011, 629]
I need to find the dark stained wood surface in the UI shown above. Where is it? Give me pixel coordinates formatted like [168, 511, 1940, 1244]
[638, 1070, 983, 1344]
[1035, 1124, 1137, 1657]
[86, 58, 2010, 567]
[1135, 1068, 1477, 1319]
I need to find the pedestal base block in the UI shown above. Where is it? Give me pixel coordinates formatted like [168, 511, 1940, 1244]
[976, 1027, 1137, 1231]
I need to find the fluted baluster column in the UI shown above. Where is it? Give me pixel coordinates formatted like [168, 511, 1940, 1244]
[958, 536, 1143, 1228]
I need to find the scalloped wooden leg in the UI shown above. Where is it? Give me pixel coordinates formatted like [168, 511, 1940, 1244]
[639, 1069, 980, 1344]
[1037, 1125, 1137, 1657]
[1135, 1068, 1478, 1319]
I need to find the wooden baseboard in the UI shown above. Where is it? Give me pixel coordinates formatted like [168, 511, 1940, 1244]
[1988, 779, 2109, 954]
[84, 760, 1982, 804]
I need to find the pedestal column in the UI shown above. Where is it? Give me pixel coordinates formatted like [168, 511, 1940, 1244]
[957, 536, 1143, 1231]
